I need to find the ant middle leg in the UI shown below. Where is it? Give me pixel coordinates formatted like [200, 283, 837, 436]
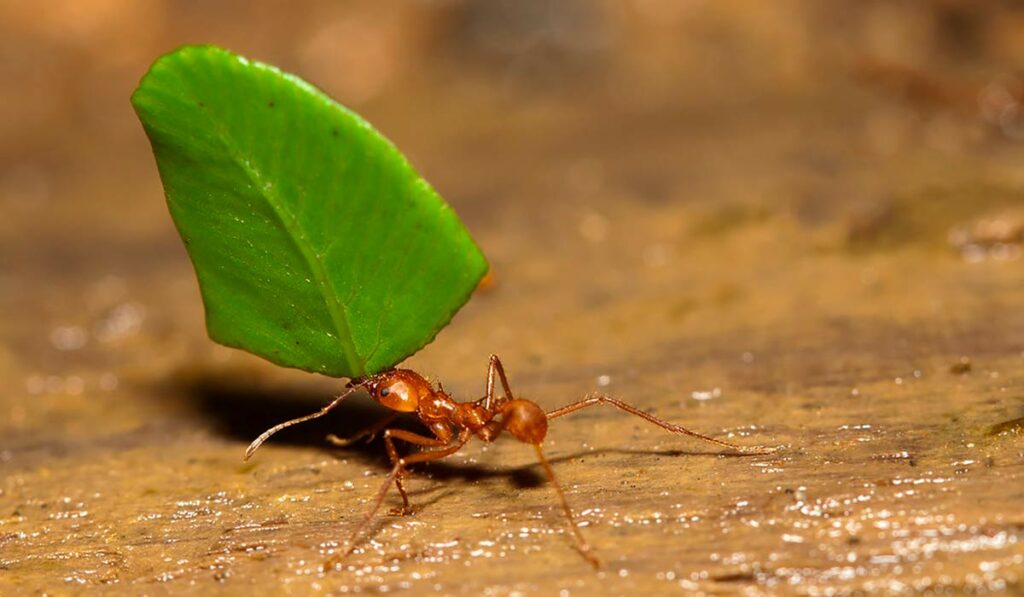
[483, 354, 515, 410]
[546, 394, 772, 454]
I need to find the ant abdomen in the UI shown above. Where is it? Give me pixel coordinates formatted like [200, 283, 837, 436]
[500, 398, 548, 444]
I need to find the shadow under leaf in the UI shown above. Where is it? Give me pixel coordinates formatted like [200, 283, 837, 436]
[168, 366, 766, 489]
[168, 366, 420, 465]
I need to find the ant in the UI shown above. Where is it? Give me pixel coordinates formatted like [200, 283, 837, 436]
[244, 355, 771, 568]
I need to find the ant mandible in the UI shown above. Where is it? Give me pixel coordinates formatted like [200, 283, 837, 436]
[244, 355, 770, 568]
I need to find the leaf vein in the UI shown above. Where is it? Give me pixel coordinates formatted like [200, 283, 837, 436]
[203, 107, 362, 375]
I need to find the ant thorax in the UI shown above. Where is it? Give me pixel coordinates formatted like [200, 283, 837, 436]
[366, 369, 498, 435]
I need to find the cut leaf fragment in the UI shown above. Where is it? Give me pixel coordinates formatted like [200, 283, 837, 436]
[132, 45, 487, 377]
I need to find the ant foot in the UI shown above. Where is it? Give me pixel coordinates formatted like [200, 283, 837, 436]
[388, 505, 415, 516]
[575, 545, 601, 570]
[325, 432, 379, 447]
[731, 444, 780, 456]
[322, 551, 348, 572]
[325, 433, 356, 447]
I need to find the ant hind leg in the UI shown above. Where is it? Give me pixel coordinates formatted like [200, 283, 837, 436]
[532, 442, 600, 569]
[546, 394, 774, 454]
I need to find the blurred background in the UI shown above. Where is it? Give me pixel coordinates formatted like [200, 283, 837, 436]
[3, 1, 1024, 376]
[2, 1, 1023, 593]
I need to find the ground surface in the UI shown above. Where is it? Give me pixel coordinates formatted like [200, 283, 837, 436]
[2, 2, 1023, 595]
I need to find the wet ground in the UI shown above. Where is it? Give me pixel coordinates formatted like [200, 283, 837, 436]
[2, 2, 1023, 594]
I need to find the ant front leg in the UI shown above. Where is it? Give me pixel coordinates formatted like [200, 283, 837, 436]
[483, 354, 515, 411]
[330, 429, 470, 567]
[326, 412, 400, 447]
[382, 427, 451, 515]
[547, 394, 773, 454]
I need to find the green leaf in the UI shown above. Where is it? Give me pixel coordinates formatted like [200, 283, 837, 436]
[131, 45, 487, 377]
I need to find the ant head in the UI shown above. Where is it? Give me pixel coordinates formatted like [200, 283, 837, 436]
[362, 369, 431, 413]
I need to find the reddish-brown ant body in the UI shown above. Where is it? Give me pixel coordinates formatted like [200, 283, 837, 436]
[245, 355, 769, 568]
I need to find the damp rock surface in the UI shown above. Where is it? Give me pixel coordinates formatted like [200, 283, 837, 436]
[1, 2, 1023, 594]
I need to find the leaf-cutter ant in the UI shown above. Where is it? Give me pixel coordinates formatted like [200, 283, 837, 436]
[244, 355, 772, 568]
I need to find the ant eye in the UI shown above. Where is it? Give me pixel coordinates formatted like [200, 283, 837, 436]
[380, 387, 390, 397]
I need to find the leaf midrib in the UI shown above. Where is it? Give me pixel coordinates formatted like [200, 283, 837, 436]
[205, 117, 363, 376]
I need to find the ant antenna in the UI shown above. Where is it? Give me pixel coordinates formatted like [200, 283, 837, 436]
[244, 380, 366, 461]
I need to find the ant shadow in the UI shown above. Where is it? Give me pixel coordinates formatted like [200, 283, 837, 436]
[418, 445, 750, 492]
[174, 370, 758, 495]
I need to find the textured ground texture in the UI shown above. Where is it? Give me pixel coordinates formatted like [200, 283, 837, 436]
[2, 2, 1023, 594]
